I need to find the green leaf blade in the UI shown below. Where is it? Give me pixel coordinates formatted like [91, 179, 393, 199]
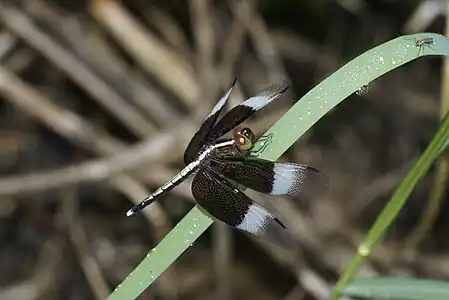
[258, 33, 449, 161]
[107, 208, 213, 300]
[108, 32, 449, 300]
[342, 277, 449, 300]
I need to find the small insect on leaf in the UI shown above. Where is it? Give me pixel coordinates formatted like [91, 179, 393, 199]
[404, 36, 435, 58]
[355, 84, 371, 96]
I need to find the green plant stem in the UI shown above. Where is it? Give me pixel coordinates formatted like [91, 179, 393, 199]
[405, 18, 449, 248]
[405, 156, 449, 247]
[331, 112, 449, 300]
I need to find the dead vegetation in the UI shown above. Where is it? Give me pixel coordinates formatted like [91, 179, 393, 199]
[0, 0, 448, 299]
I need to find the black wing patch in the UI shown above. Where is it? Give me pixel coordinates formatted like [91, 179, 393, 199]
[184, 78, 237, 164]
[191, 167, 289, 243]
[202, 82, 289, 148]
[184, 81, 288, 164]
[209, 156, 328, 198]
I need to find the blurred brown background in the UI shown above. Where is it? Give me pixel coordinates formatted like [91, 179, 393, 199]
[0, 0, 448, 299]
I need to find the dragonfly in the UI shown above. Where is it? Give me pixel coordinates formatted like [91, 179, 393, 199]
[126, 79, 328, 243]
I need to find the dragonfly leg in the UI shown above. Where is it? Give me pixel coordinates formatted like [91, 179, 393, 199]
[251, 133, 274, 155]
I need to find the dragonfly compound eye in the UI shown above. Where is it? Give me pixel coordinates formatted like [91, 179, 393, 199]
[235, 132, 253, 151]
[240, 127, 256, 143]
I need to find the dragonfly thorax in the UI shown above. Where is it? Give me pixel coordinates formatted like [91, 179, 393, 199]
[194, 139, 237, 166]
[194, 127, 257, 165]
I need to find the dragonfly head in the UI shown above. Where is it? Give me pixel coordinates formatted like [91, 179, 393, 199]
[234, 127, 256, 151]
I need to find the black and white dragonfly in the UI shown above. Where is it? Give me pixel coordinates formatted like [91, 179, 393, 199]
[126, 79, 328, 243]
